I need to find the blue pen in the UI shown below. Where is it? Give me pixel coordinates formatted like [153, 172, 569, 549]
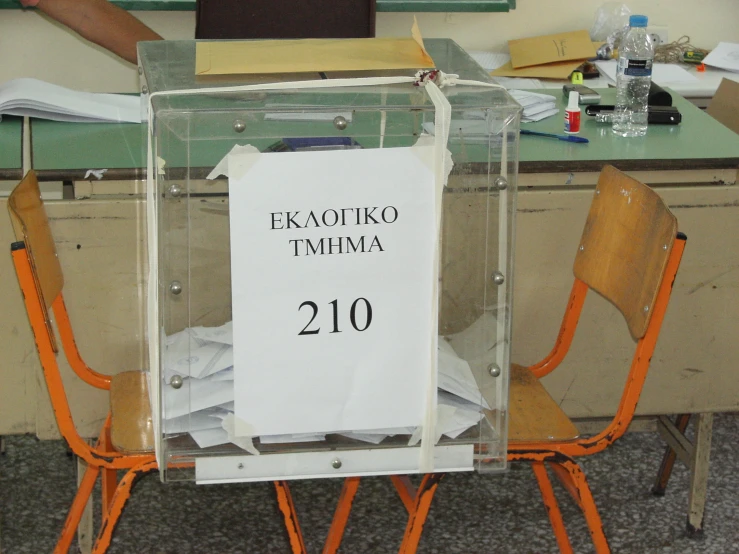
[520, 129, 589, 143]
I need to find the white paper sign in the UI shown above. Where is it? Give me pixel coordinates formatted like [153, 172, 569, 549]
[228, 144, 438, 436]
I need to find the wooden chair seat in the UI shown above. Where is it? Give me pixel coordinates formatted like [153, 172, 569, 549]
[110, 371, 155, 454]
[508, 364, 579, 443]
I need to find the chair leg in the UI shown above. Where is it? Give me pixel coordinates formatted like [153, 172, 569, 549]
[100, 424, 118, 518]
[397, 473, 444, 554]
[390, 475, 416, 513]
[55, 458, 100, 554]
[687, 412, 713, 537]
[531, 462, 573, 554]
[274, 481, 308, 554]
[91, 460, 157, 554]
[652, 414, 691, 496]
[322, 477, 361, 554]
[549, 458, 610, 554]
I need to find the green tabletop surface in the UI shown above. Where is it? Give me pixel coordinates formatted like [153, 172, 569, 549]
[518, 88, 739, 172]
[31, 120, 146, 180]
[30, 88, 739, 180]
[0, 116, 23, 179]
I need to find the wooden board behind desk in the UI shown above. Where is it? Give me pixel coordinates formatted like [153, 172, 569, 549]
[1, 89, 738, 437]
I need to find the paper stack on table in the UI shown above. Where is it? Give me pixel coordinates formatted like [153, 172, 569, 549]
[703, 42, 739, 73]
[0, 78, 141, 123]
[161, 322, 492, 451]
[467, 50, 544, 89]
[594, 60, 698, 85]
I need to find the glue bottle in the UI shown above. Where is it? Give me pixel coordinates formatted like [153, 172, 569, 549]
[564, 91, 581, 134]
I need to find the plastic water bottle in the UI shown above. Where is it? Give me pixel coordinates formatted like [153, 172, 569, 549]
[612, 15, 654, 137]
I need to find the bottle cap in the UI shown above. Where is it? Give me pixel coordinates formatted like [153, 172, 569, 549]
[567, 91, 579, 110]
[629, 15, 648, 27]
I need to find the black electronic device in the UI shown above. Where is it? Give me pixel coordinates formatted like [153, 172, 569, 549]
[585, 105, 682, 125]
[562, 84, 601, 104]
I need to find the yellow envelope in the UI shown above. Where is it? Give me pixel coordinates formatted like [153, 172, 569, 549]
[195, 20, 434, 75]
[509, 30, 596, 69]
[491, 59, 585, 80]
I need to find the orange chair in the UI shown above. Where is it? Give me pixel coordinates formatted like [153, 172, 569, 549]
[7, 170, 445, 554]
[8, 171, 158, 553]
[507, 165, 687, 553]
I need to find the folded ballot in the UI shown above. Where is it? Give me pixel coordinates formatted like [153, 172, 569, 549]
[0, 78, 141, 123]
[161, 321, 495, 451]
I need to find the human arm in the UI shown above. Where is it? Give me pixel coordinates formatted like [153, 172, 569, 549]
[21, 0, 162, 64]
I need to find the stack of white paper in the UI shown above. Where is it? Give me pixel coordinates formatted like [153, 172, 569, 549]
[703, 42, 739, 73]
[508, 90, 560, 122]
[161, 322, 494, 451]
[594, 60, 698, 85]
[466, 50, 544, 90]
[0, 78, 141, 123]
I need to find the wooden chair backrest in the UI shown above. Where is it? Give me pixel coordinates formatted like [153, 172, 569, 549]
[8, 171, 64, 350]
[195, 0, 376, 40]
[574, 165, 677, 341]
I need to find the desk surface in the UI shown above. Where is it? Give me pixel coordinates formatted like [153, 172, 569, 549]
[519, 88, 739, 173]
[31, 88, 739, 179]
[0, 116, 23, 180]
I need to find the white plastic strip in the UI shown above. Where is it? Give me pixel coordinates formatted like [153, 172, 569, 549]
[195, 444, 473, 484]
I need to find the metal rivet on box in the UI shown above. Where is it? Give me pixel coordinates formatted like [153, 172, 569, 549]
[333, 116, 348, 131]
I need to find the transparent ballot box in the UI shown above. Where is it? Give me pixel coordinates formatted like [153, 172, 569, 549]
[140, 39, 521, 483]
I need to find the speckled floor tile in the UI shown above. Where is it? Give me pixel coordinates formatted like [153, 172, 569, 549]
[2, 413, 738, 553]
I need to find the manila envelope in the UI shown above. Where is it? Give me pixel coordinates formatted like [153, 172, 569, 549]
[509, 30, 596, 69]
[491, 59, 585, 80]
[195, 20, 434, 75]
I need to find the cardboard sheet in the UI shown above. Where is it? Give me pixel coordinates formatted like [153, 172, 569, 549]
[195, 25, 434, 75]
[491, 59, 584, 80]
[508, 30, 596, 69]
[707, 78, 739, 135]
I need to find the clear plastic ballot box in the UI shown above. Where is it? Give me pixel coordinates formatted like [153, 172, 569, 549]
[139, 39, 521, 483]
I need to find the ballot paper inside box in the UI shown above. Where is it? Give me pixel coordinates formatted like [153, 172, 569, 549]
[141, 39, 520, 484]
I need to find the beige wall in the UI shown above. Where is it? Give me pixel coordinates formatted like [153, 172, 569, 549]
[1, 1, 738, 92]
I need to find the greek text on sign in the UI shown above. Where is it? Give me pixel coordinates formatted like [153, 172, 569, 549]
[226, 141, 439, 437]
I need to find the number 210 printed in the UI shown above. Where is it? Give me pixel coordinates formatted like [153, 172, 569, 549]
[298, 298, 373, 335]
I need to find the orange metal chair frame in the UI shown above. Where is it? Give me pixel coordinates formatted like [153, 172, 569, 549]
[11, 241, 159, 553]
[507, 167, 688, 553]
[274, 473, 445, 554]
[8, 171, 443, 553]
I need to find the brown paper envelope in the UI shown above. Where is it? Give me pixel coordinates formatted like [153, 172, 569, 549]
[509, 30, 596, 69]
[195, 37, 435, 75]
[491, 59, 585, 80]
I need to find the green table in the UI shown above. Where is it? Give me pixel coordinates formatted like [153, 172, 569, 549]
[30, 120, 146, 181]
[31, 87, 739, 180]
[0, 116, 23, 180]
[519, 88, 739, 173]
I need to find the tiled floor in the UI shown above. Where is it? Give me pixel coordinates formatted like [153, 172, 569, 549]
[1, 413, 738, 553]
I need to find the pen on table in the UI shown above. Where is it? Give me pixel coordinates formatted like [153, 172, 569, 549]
[520, 129, 589, 144]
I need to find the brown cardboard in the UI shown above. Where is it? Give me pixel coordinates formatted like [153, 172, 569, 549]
[195, 20, 433, 75]
[491, 59, 585, 80]
[509, 30, 596, 69]
[707, 78, 739, 135]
